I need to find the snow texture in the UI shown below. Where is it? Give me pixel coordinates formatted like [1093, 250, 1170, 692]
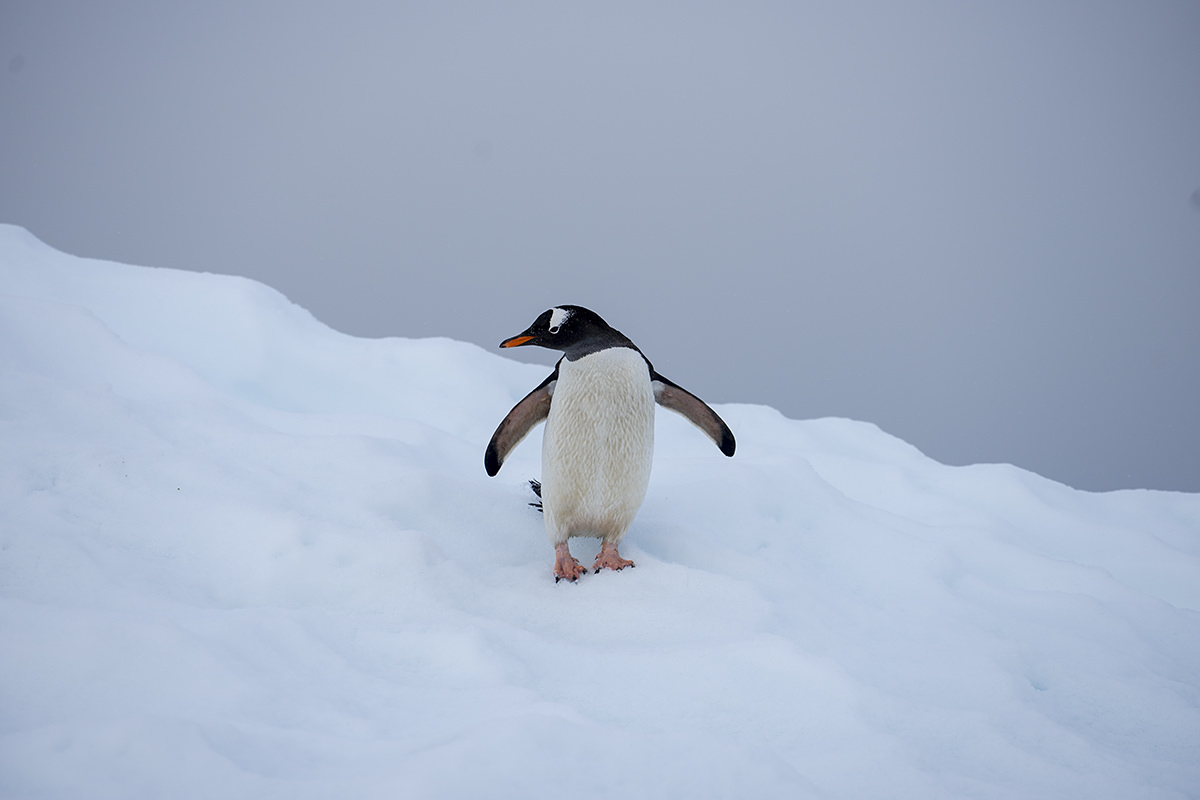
[1, 224, 1198, 799]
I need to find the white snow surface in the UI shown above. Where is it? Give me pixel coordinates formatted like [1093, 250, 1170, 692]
[2, 224, 1198, 799]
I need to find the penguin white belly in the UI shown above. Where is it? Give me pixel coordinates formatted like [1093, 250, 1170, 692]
[541, 348, 655, 546]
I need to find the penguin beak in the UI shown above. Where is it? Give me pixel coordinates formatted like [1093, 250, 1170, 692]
[500, 333, 536, 348]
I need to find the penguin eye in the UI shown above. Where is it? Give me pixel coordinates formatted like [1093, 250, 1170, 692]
[548, 324, 561, 334]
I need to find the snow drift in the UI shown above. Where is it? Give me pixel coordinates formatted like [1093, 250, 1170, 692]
[1, 224, 1198, 799]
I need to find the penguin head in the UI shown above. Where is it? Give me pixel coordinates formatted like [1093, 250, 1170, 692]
[500, 306, 634, 359]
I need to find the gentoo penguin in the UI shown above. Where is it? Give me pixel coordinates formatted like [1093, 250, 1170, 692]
[485, 306, 735, 582]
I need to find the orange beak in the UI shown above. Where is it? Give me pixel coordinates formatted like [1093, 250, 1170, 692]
[500, 334, 535, 348]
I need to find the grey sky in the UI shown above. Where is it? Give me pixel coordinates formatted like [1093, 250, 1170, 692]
[2, 1, 1198, 492]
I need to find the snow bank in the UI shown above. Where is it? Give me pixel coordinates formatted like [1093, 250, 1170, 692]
[1, 224, 1197, 799]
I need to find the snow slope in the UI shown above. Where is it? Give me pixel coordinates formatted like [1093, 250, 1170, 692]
[1, 224, 1198, 799]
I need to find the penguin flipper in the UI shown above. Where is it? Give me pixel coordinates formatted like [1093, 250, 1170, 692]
[484, 370, 557, 476]
[651, 372, 736, 457]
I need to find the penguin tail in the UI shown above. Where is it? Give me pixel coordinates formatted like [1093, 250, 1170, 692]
[528, 479, 543, 512]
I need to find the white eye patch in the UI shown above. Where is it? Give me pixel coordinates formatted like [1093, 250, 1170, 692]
[548, 307, 571, 334]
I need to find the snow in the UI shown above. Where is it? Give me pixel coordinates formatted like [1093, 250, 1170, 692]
[2, 223, 1198, 799]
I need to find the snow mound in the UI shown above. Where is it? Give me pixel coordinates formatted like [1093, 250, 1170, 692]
[2, 224, 1198, 799]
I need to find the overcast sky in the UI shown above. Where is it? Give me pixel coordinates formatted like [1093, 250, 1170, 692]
[2, 1, 1198, 492]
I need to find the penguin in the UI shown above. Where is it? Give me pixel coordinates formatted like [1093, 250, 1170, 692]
[485, 305, 735, 582]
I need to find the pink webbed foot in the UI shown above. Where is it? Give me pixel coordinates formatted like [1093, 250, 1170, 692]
[554, 542, 589, 583]
[593, 542, 635, 572]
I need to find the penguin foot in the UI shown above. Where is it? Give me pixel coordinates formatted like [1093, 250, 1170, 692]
[593, 542, 635, 572]
[553, 542, 588, 583]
